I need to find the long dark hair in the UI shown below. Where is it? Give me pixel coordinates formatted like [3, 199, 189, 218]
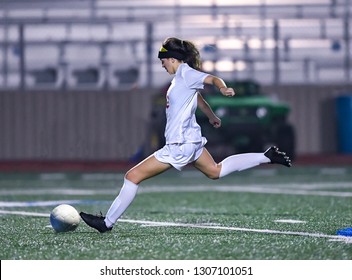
[161, 37, 201, 70]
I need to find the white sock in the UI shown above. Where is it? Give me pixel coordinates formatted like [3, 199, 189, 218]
[104, 178, 139, 228]
[219, 153, 270, 178]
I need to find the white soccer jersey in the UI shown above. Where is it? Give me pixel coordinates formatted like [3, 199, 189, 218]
[164, 63, 209, 144]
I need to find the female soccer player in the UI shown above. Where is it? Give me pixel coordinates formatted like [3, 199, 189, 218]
[80, 37, 291, 233]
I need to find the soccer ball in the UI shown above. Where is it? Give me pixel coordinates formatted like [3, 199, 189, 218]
[50, 204, 80, 233]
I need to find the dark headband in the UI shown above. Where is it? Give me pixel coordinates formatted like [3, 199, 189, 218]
[158, 46, 185, 60]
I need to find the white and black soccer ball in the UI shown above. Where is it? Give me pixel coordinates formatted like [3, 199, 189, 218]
[50, 204, 80, 233]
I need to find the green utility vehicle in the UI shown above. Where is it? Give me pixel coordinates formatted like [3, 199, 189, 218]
[149, 80, 295, 160]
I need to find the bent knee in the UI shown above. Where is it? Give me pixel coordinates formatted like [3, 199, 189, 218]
[196, 164, 221, 180]
[207, 174, 219, 180]
[204, 168, 221, 180]
[125, 169, 139, 184]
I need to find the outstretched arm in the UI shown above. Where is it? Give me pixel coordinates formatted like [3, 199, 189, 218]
[203, 75, 235, 97]
[197, 92, 221, 128]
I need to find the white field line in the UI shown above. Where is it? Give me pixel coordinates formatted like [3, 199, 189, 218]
[0, 209, 50, 217]
[274, 219, 307, 224]
[0, 209, 350, 243]
[119, 218, 352, 243]
[139, 185, 352, 197]
[0, 189, 102, 196]
[0, 200, 83, 207]
[1, 182, 352, 197]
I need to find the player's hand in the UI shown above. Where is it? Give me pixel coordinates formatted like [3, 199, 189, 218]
[220, 87, 235, 97]
[209, 116, 221, 128]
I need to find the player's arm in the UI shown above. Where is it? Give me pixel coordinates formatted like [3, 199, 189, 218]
[203, 75, 235, 97]
[197, 92, 221, 128]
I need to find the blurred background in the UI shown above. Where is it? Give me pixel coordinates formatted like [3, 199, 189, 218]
[1, 0, 352, 170]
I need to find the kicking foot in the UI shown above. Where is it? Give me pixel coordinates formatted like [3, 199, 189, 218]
[80, 212, 112, 233]
[264, 146, 292, 167]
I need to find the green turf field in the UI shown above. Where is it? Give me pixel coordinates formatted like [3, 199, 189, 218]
[1, 166, 352, 260]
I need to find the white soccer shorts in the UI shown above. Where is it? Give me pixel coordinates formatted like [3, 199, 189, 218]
[154, 137, 207, 171]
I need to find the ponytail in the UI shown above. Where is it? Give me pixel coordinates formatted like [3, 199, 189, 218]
[158, 37, 201, 70]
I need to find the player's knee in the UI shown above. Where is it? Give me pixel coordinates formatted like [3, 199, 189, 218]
[125, 170, 139, 184]
[205, 169, 220, 180]
[207, 174, 219, 180]
[199, 164, 221, 180]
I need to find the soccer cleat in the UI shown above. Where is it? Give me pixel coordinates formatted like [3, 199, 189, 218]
[264, 146, 292, 167]
[80, 212, 112, 233]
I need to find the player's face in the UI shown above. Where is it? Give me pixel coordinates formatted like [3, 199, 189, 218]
[160, 58, 175, 74]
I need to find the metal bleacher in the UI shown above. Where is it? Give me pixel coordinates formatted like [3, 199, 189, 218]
[0, 0, 351, 90]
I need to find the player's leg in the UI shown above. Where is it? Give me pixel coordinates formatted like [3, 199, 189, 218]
[104, 155, 171, 226]
[217, 151, 270, 177]
[125, 154, 172, 184]
[192, 147, 222, 179]
[80, 155, 172, 232]
[193, 146, 291, 179]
